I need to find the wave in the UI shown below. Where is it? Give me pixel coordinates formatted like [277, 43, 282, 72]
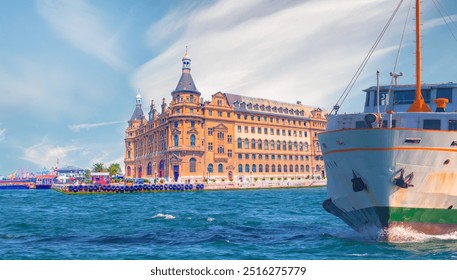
[152, 213, 175, 220]
[207, 217, 215, 222]
[384, 226, 457, 243]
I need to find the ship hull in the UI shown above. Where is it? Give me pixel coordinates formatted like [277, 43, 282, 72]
[319, 127, 457, 239]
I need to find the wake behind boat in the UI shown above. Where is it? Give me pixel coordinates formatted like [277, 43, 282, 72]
[319, 0, 457, 240]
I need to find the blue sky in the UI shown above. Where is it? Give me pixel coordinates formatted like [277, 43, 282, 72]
[1, 0, 456, 176]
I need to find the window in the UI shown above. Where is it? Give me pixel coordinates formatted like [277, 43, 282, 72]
[244, 138, 249, 149]
[217, 100, 222, 106]
[190, 134, 196, 146]
[218, 146, 224, 154]
[276, 129, 280, 135]
[127, 166, 131, 176]
[259, 154, 262, 159]
[300, 165, 304, 172]
[259, 164, 263, 172]
[190, 95, 194, 103]
[227, 112, 231, 117]
[237, 126, 241, 133]
[218, 132, 224, 139]
[295, 165, 299, 172]
[306, 165, 310, 172]
[265, 164, 270, 172]
[264, 140, 269, 150]
[272, 165, 276, 172]
[394, 90, 431, 104]
[190, 158, 196, 172]
[423, 119, 441, 130]
[208, 142, 213, 151]
[244, 126, 249, 133]
[278, 165, 282, 172]
[189, 108, 193, 113]
[272, 154, 275, 160]
[174, 135, 179, 147]
[147, 162, 152, 175]
[245, 164, 250, 173]
[437, 88, 453, 102]
[252, 164, 257, 173]
[191, 121, 195, 128]
[305, 142, 309, 151]
[208, 128, 213, 135]
[257, 127, 261, 134]
[174, 121, 178, 128]
[238, 138, 242, 148]
[251, 139, 256, 149]
[258, 140, 262, 149]
[270, 128, 274, 135]
[228, 149, 232, 157]
[238, 154, 242, 159]
[282, 141, 286, 150]
[218, 164, 223, 173]
[237, 114, 241, 119]
[265, 155, 269, 160]
[252, 154, 256, 159]
[208, 164, 213, 173]
[270, 140, 275, 150]
[228, 135, 232, 143]
[294, 141, 298, 151]
[276, 140, 281, 150]
[238, 164, 243, 173]
[449, 120, 457, 131]
[217, 111, 222, 117]
[127, 151, 131, 159]
[288, 141, 293, 150]
[208, 110, 212, 116]
[245, 154, 249, 159]
[284, 165, 287, 172]
[251, 127, 255, 133]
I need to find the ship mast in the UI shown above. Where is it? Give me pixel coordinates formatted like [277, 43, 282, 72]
[407, 0, 431, 112]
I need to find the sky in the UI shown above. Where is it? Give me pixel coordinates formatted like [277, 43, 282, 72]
[1, 0, 457, 176]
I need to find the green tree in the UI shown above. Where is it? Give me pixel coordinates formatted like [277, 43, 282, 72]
[108, 163, 122, 177]
[92, 163, 107, 172]
[84, 169, 91, 183]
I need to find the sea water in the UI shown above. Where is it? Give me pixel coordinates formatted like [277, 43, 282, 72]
[1, 187, 457, 260]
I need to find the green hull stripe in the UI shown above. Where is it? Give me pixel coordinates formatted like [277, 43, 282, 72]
[385, 207, 457, 224]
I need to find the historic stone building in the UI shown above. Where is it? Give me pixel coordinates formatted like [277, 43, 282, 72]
[124, 52, 327, 183]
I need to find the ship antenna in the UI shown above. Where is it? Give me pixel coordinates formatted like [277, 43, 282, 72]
[407, 0, 431, 112]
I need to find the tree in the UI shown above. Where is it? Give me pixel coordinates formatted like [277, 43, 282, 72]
[92, 163, 107, 172]
[108, 163, 122, 177]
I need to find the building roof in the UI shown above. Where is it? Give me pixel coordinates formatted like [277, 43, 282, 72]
[224, 93, 320, 118]
[173, 72, 200, 94]
[130, 106, 145, 121]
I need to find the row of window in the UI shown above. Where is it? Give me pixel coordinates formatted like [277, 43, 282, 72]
[237, 154, 323, 161]
[236, 138, 319, 151]
[173, 134, 197, 147]
[236, 164, 321, 173]
[233, 101, 305, 116]
[236, 125, 312, 137]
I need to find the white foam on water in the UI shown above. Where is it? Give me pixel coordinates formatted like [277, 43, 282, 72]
[385, 226, 457, 243]
[152, 213, 176, 220]
[207, 217, 215, 222]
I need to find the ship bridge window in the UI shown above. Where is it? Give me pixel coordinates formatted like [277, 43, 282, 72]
[423, 119, 441, 130]
[449, 120, 457, 131]
[355, 121, 371, 128]
[451, 141, 457, 146]
[394, 90, 431, 104]
[382, 120, 396, 128]
[437, 88, 453, 103]
[365, 92, 371, 107]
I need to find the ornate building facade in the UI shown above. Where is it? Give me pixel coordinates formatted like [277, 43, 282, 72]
[124, 52, 327, 183]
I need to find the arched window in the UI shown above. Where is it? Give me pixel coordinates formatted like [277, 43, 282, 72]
[190, 95, 194, 103]
[218, 164, 223, 173]
[147, 162, 152, 175]
[272, 165, 276, 172]
[316, 142, 320, 152]
[173, 135, 179, 147]
[265, 164, 270, 172]
[294, 141, 298, 151]
[252, 164, 257, 173]
[278, 165, 282, 172]
[299, 142, 303, 151]
[284, 165, 287, 172]
[251, 139, 256, 149]
[282, 141, 286, 150]
[238, 164, 243, 173]
[127, 166, 131, 177]
[244, 138, 249, 149]
[208, 163, 213, 173]
[264, 140, 269, 150]
[238, 138, 242, 148]
[190, 134, 196, 146]
[306, 165, 310, 172]
[258, 139, 262, 149]
[270, 140, 275, 150]
[300, 165, 304, 172]
[295, 165, 299, 172]
[245, 164, 250, 173]
[290, 165, 294, 172]
[259, 164, 263, 172]
[190, 158, 196, 172]
[305, 142, 309, 151]
[316, 165, 320, 172]
[288, 141, 293, 150]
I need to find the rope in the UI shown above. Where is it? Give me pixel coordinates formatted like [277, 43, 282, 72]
[331, 0, 404, 115]
[432, 0, 457, 45]
[384, 0, 413, 112]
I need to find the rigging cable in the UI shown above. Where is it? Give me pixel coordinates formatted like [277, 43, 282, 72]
[331, 0, 404, 115]
[384, 0, 413, 112]
[432, 0, 457, 45]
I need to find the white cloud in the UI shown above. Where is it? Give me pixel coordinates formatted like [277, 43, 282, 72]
[132, 0, 409, 113]
[36, 0, 128, 71]
[69, 121, 125, 132]
[0, 127, 5, 142]
[21, 137, 83, 168]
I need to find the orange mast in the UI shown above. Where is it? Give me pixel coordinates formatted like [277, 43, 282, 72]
[407, 0, 431, 112]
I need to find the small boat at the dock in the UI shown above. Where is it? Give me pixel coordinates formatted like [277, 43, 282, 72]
[35, 174, 56, 190]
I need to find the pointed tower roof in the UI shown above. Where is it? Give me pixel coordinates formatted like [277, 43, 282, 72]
[130, 89, 145, 121]
[173, 48, 200, 95]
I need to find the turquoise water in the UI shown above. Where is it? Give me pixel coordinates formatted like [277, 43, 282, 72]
[1, 187, 457, 260]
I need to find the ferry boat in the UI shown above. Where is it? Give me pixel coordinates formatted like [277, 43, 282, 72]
[35, 174, 56, 190]
[0, 179, 33, 190]
[319, 0, 457, 239]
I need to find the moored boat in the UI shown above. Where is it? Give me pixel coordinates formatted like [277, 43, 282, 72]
[319, 0, 457, 240]
[35, 174, 56, 190]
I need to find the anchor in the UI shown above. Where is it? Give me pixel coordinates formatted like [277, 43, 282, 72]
[351, 170, 367, 192]
[393, 168, 414, 188]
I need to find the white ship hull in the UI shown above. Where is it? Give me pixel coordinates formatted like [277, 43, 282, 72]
[319, 118, 457, 237]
